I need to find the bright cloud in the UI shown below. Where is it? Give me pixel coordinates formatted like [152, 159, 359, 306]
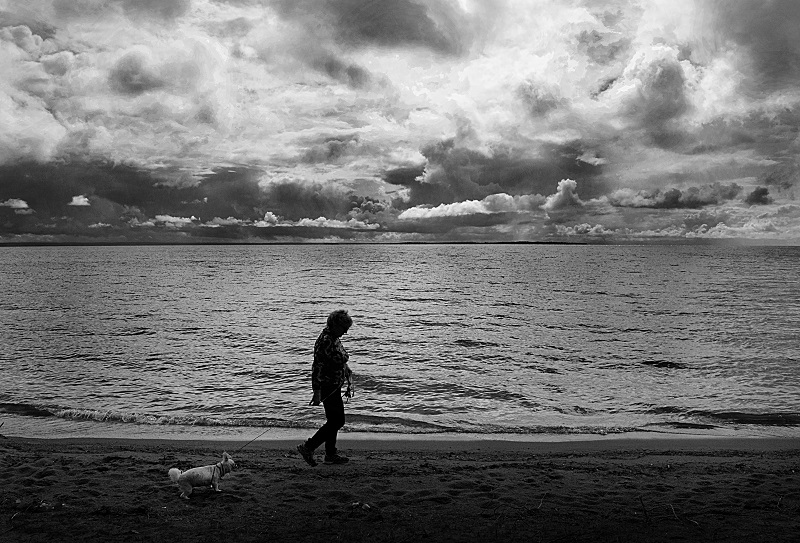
[1, 197, 28, 209]
[294, 217, 379, 230]
[67, 195, 91, 206]
[543, 179, 584, 212]
[154, 215, 197, 227]
[399, 192, 545, 220]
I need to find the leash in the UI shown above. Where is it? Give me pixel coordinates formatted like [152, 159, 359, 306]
[233, 389, 347, 454]
[235, 370, 354, 454]
[316, 382, 354, 404]
[234, 381, 352, 454]
[233, 428, 272, 454]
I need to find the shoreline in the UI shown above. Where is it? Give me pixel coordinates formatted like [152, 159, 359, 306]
[7, 432, 800, 453]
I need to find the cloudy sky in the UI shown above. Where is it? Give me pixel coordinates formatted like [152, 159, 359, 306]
[1, 0, 799, 243]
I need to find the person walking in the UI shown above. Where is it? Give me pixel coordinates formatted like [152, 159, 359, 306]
[296, 309, 353, 466]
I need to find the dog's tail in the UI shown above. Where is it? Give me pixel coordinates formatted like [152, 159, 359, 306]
[168, 468, 182, 482]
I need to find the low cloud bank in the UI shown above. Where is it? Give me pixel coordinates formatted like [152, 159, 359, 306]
[607, 183, 743, 209]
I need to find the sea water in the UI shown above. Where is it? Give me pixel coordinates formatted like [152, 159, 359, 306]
[1, 243, 798, 440]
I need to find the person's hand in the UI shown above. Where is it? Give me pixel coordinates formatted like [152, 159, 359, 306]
[309, 390, 321, 406]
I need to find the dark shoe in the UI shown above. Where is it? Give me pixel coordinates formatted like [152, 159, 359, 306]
[324, 452, 349, 465]
[296, 443, 317, 467]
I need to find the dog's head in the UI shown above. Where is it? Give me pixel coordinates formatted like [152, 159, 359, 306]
[220, 451, 236, 474]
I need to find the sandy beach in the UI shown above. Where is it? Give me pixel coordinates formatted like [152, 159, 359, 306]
[1, 435, 798, 542]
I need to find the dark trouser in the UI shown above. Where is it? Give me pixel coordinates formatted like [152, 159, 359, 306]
[307, 387, 345, 455]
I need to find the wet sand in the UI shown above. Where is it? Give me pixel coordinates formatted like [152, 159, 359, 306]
[2, 435, 799, 542]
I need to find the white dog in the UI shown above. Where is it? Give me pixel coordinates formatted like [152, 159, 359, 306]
[168, 452, 236, 499]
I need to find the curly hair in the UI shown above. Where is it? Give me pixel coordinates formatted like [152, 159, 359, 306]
[327, 309, 352, 332]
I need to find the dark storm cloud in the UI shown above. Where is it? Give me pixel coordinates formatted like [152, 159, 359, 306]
[0, 161, 273, 229]
[0, 157, 381, 240]
[0, 162, 157, 236]
[0, 162, 156, 221]
[194, 169, 272, 220]
[383, 165, 425, 187]
[259, 179, 355, 222]
[271, 0, 472, 56]
[745, 187, 772, 206]
[395, 137, 608, 208]
[607, 182, 743, 209]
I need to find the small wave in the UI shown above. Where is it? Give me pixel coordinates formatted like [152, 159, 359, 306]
[454, 339, 501, 348]
[52, 408, 314, 429]
[118, 328, 155, 337]
[346, 413, 455, 433]
[640, 360, 687, 370]
[52, 408, 457, 433]
[645, 405, 684, 415]
[690, 410, 800, 427]
[646, 406, 800, 427]
[174, 326, 205, 335]
[491, 301, 525, 308]
[393, 297, 449, 303]
[450, 424, 646, 436]
[408, 320, 462, 328]
[0, 402, 55, 418]
[2, 402, 647, 436]
[645, 421, 718, 430]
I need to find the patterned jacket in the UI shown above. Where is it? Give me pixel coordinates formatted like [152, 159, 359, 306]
[312, 327, 350, 391]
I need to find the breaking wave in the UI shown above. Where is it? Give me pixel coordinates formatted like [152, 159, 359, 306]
[645, 406, 800, 427]
[0, 402, 642, 435]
